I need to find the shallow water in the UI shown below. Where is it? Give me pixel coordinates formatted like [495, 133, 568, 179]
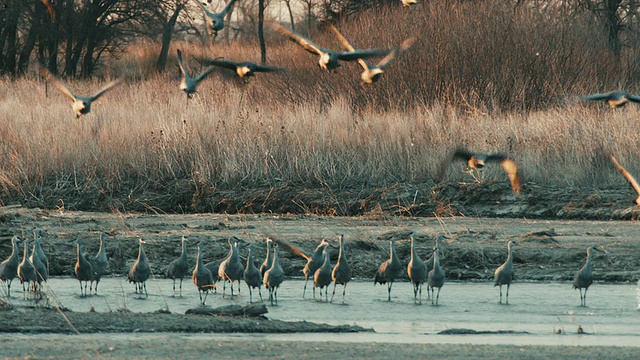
[3, 277, 639, 346]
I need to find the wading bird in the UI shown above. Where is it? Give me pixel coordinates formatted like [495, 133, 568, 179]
[264, 244, 284, 305]
[331, 234, 352, 304]
[581, 91, 640, 108]
[427, 244, 445, 305]
[243, 244, 263, 303]
[218, 236, 245, 297]
[166, 236, 189, 297]
[89, 231, 110, 295]
[407, 233, 427, 304]
[39, 67, 122, 119]
[73, 239, 92, 298]
[330, 25, 415, 85]
[313, 247, 332, 302]
[128, 238, 150, 298]
[609, 155, 640, 205]
[273, 24, 388, 72]
[573, 246, 604, 307]
[177, 49, 215, 101]
[193, 241, 215, 305]
[260, 237, 273, 276]
[204, 59, 283, 82]
[192, 0, 236, 38]
[0, 236, 23, 297]
[374, 237, 403, 301]
[276, 238, 329, 298]
[494, 240, 517, 304]
[440, 147, 522, 194]
[401, 0, 417, 6]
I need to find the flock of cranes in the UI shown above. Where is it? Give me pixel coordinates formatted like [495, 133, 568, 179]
[0, 229, 606, 308]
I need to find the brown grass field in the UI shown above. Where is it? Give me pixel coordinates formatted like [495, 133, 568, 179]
[1, 1, 640, 215]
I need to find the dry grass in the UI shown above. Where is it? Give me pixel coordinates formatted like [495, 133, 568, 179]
[1, 1, 640, 212]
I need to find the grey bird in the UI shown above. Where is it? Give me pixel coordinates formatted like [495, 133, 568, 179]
[407, 233, 427, 304]
[204, 58, 284, 81]
[39, 67, 122, 119]
[243, 245, 263, 303]
[0, 236, 23, 297]
[192, 0, 236, 36]
[330, 234, 352, 304]
[581, 91, 640, 108]
[331, 25, 415, 85]
[73, 239, 93, 298]
[31, 229, 49, 274]
[424, 234, 445, 274]
[494, 240, 517, 304]
[313, 247, 332, 302]
[259, 237, 273, 276]
[89, 231, 110, 295]
[440, 147, 522, 194]
[276, 238, 328, 298]
[218, 236, 244, 297]
[273, 24, 389, 72]
[128, 238, 150, 298]
[177, 49, 215, 100]
[609, 155, 640, 206]
[166, 235, 190, 297]
[30, 237, 48, 292]
[18, 240, 37, 295]
[427, 244, 445, 305]
[573, 246, 604, 307]
[263, 244, 284, 305]
[193, 241, 215, 305]
[374, 237, 403, 301]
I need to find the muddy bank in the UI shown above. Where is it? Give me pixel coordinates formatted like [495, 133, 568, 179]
[1, 206, 639, 282]
[5, 179, 640, 220]
[0, 306, 370, 334]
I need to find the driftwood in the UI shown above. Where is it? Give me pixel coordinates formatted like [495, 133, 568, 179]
[185, 303, 268, 317]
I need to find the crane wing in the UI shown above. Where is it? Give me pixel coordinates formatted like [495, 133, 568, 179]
[273, 24, 324, 56]
[610, 155, 640, 204]
[39, 68, 77, 102]
[90, 78, 122, 101]
[499, 159, 522, 194]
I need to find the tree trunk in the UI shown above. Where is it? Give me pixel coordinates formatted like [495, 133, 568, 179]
[283, 0, 295, 32]
[18, 0, 43, 74]
[1, 0, 21, 75]
[605, 0, 622, 58]
[156, 2, 184, 73]
[258, 0, 266, 64]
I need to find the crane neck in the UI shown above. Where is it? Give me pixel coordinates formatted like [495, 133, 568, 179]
[246, 248, 253, 266]
[322, 248, 331, 268]
[138, 242, 147, 262]
[76, 243, 82, 261]
[338, 237, 346, 262]
[410, 238, 417, 261]
[10, 238, 20, 259]
[585, 249, 593, 269]
[179, 238, 188, 259]
[506, 243, 514, 264]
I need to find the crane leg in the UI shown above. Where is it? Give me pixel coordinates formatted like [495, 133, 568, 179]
[506, 284, 510, 305]
[330, 282, 337, 303]
[436, 287, 441, 305]
[249, 286, 253, 303]
[342, 283, 347, 304]
[499, 285, 503, 304]
[419, 283, 423, 304]
[258, 287, 263, 302]
[303, 278, 308, 298]
[387, 282, 392, 301]
[179, 278, 183, 297]
[583, 288, 588, 307]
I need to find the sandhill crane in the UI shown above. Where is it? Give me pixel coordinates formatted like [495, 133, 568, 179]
[205, 240, 233, 293]
[374, 237, 403, 301]
[177, 49, 215, 101]
[1, 236, 23, 297]
[166, 235, 190, 297]
[574, 246, 604, 307]
[313, 247, 332, 302]
[494, 240, 517, 304]
[401, 0, 417, 6]
[73, 239, 92, 298]
[89, 231, 110, 295]
[193, 241, 215, 305]
[330, 25, 415, 85]
[218, 236, 244, 297]
[203, 59, 284, 81]
[243, 245, 263, 303]
[30, 238, 48, 294]
[609, 155, 640, 205]
[39, 67, 122, 119]
[425, 234, 445, 273]
[427, 244, 445, 305]
[440, 148, 522, 194]
[128, 238, 150, 298]
[192, 0, 236, 37]
[276, 238, 328, 298]
[32, 229, 48, 274]
[18, 239, 37, 296]
[407, 233, 427, 304]
[272, 24, 389, 72]
[259, 237, 273, 276]
[581, 91, 640, 108]
[264, 244, 284, 305]
[331, 234, 352, 304]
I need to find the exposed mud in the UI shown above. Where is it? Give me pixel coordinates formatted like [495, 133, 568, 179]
[6, 179, 640, 220]
[0, 206, 638, 283]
